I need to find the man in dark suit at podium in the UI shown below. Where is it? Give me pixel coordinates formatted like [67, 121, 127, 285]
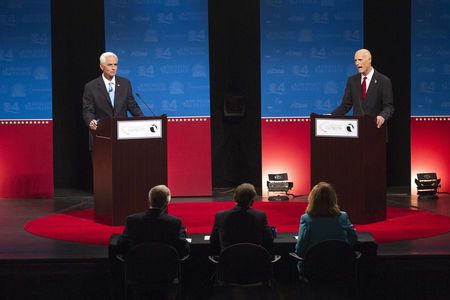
[117, 185, 190, 258]
[82, 51, 143, 133]
[210, 183, 274, 254]
[332, 48, 394, 129]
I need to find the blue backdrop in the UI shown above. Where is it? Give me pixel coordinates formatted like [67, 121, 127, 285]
[0, 0, 52, 120]
[104, 0, 210, 117]
[411, 0, 450, 116]
[260, 0, 363, 118]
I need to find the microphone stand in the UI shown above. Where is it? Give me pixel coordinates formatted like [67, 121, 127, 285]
[135, 93, 156, 116]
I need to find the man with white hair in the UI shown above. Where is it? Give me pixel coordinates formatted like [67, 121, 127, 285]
[332, 48, 394, 129]
[117, 185, 189, 257]
[82, 51, 143, 134]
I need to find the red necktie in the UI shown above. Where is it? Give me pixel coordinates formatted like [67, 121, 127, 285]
[361, 76, 367, 102]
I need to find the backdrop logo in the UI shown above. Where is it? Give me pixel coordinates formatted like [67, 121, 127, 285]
[324, 81, 338, 94]
[0, 49, 14, 62]
[292, 65, 310, 77]
[169, 81, 184, 95]
[310, 48, 327, 59]
[34, 67, 49, 80]
[162, 99, 177, 111]
[138, 65, 155, 78]
[157, 13, 174, 24]
[155, 48, 172, 59]
[144, 30, 159, 42]
[188, 30, 206, 42]
[298, 29, 313, 41]
[11, 84, 26, 97]
[269, 83, 286, 95]
[0, 14, 17, 26]
[343, 30, 361, 41]
[312, 12, 329, 24]
[3, 102, 19, 114]
[192, 64, 206, 77]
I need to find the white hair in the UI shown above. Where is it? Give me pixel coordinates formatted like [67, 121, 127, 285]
[99, 52, 118, 65]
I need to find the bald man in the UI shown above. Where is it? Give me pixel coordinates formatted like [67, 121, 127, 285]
[331, 49, 394, 128]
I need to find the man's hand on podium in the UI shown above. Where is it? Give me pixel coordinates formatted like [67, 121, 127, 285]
[376, 116, 385, 128]
[89, 119, 98, 131]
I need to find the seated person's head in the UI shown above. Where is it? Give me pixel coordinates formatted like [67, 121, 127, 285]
[148, 185, 171, 209]
[234, 183, 257, 208]
[306, 182, 341, 217]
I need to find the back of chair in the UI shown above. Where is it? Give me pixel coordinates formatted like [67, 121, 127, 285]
[125, 242, 180, 286]
[303, 239, 358, 284]
[217, 243, 273, 285]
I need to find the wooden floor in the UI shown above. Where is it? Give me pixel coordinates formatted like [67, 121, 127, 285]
[0, 188, 449, 299]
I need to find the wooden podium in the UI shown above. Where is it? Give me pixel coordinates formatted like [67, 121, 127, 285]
[310, 113, 386, 224]
[93, 116, 167, 225]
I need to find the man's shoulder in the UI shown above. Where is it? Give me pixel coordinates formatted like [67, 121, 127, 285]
[115, 76, 131, 85]
[248, 207, 267, 216]
[214, 209, 231, 219]
[163, 213, 182, 223]
[348, 73, 360, 81]
[126, 211, 147, 220]
[373, 70, 391, 83]
[85, 76, 102, 88]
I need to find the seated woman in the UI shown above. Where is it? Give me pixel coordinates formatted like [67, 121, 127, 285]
[295, 182, 357, 272]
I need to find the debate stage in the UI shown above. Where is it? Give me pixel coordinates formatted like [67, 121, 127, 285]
[1, 189, 450, 299]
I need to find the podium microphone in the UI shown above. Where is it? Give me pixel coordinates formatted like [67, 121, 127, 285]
[135, 93, 156, 116]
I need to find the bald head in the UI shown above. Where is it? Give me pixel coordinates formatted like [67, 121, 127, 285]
[354, 48, 372, 76]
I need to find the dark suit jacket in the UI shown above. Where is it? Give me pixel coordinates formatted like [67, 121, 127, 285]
[210, 205, 274, 254]
[82, 75, 143, 127]
[332, 70, 394, 120]
[117, 208, 190, 258]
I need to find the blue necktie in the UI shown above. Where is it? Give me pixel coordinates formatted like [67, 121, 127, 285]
[108, 82, 115, 107]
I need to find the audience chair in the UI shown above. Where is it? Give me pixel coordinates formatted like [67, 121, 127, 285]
[290, 240, 361, 298]
[117, 242, 189, 300]
[208, 243, 281, 299]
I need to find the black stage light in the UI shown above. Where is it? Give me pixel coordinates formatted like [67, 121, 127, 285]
[415, 172, 441, 199]
[267, 173, 293, 201]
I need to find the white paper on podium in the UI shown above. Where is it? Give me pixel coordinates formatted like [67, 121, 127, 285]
[117, 119, 162, 140]
[315, 118, 359, 138]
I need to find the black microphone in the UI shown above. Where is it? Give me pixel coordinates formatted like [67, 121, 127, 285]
[135, 93, 156, 116]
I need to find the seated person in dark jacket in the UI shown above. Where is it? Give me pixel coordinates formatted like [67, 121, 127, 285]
[117, 185, 189, 258]
[210, 183, 274, 254]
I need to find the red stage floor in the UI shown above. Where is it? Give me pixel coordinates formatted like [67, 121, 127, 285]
[1, 189, 450, 259]
[24, 201, 450, 246]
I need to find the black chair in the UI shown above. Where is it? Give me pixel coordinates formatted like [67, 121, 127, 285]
[117, 242, 188, 300]
[290, 240, 361, 298]
[208, 243, 281, 299]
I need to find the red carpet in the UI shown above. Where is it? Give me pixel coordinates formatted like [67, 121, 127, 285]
[24, 201, 450, 245]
